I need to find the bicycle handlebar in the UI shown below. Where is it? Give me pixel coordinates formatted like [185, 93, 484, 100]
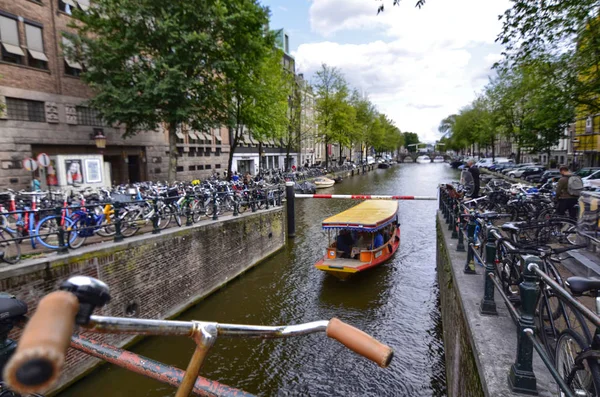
[4, 298, 393, 394]
[4, 291, 79, 394]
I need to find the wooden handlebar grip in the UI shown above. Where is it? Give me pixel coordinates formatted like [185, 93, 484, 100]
[326, 318, 393, 368]
[3, 291, 79, 394]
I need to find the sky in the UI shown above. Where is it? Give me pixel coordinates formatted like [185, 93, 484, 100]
[260, 0, 512, 143]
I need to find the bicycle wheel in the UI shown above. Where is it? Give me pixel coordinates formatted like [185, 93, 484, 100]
[171, 204, 182, 227]
[537, 217, 577, 245]
[157, 204, 173, 230]
[35, 216, 76, 250]
[0, 227, 20, 264]
[120, 210, 141, 237]
[556, 329, 600, 397]
[68, 216, 88, 249]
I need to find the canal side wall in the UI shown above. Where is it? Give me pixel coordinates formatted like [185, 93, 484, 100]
[0, 207, 285, 394]
[436, 212, 556, 397]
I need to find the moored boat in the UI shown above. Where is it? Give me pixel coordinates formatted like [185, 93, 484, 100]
[314, 177, 335, 189]
[314, 200, 400, 280]
[416, 155, 431, 164]
[433, 156, 444, 163]
[378, 162, 391, 169]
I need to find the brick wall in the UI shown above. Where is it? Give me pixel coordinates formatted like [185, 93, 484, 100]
[0, 208, 285, 393]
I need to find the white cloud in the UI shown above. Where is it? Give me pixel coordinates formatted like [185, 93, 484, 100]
[298, 0, 511, 142]
[278, 6, 288, 12]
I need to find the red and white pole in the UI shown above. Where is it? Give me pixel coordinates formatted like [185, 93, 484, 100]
[294, 194, 437, 200]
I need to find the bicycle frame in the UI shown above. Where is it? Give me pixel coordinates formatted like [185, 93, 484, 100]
[76, 316, 333, 397]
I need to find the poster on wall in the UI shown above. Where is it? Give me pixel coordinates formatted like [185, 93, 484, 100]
[46, 160, 58, 186]
[84, 159, 102, 183]
[65, 159, 83, 185]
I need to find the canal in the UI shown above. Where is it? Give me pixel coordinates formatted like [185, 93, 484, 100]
[60, 163, 457, 397]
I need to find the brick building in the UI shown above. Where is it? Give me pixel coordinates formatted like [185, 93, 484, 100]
[0, 0, 229, 190]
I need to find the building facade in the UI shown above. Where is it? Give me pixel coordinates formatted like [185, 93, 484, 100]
[0, 0, 229, 190]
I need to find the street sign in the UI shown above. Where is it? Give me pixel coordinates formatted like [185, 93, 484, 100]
[37, 153, 51, 167]
[22, 158, 38, 172]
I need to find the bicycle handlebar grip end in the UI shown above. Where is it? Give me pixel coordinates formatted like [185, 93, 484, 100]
[4, 291, 79, 394]
[326, 318, 393, 368]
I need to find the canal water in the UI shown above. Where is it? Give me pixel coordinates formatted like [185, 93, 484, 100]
[60, 163, 457, 397]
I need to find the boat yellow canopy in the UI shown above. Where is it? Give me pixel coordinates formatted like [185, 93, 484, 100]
[322, 200, 398, 231]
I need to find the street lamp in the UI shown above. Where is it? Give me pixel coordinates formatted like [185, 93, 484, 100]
[94, 129, 107, 149]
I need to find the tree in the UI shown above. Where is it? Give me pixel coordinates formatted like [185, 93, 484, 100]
[377, 0, 426, 13]
[69, 0, 273, 182]
[403, 132, 420, 152]
[351, 91, 377, 164]
[313, 64, 348, 167]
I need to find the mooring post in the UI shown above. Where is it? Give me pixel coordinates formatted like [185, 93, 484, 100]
[480, 226, 498, 315]
[508, 255, 540, 395]
[286, 181, 295, 238]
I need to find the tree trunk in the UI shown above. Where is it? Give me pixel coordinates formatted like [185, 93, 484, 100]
[168, 122, 178, 183]
[339, 143, 343, 165]
[285, 138, 292, 172]
[516, 145, 521, 165]
[349, 143, 352, 162]
[491, 135, 496, 161]
[258, 141, 263, 176]
[360, 143, 364, 164]
[325, 136, 329, 169]
[226, 125, 238, 181]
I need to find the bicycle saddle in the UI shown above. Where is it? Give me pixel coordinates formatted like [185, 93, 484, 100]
[0, 296, 27, 321]
[500, 222, 527, 232]
[565, 276, 600, 296]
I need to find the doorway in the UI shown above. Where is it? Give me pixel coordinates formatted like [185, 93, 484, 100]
[128, 156, 141, 183]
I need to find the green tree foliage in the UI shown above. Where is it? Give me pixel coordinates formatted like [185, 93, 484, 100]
[402, 132, 420, 152]
[69, 0, 281, 181]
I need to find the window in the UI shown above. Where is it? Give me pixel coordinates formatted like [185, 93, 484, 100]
[0, 16, 24, 64]
[215, 164, 221, 169]
[176, 166, 184, 172]
[205, 164, 211, 170]
[25, 24, 48, 70]
[197, 165, 204, 170]
[188, 165, 196, 171]
[58, 0, 75, 14]
[215, 148, 221, 156]
[5, 98, 45, 122]
[62, 36, 82, 76]
[76, 106, 104, 126]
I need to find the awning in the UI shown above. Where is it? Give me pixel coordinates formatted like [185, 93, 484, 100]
[76, 0, 90, 11]
[247, 134, 256, 145]
[63, 0, 76, 6]
[176, 132, 185, 140]
[2, 43, 24, 56]
[201, 132, 211, 141]
[188, 131, 198, 140]
[215, 132, 222, 142]
[28, 49, 49, 62]
[65, 58, 82, 69]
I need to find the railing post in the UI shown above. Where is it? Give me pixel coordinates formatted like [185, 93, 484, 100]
[265, 190, 270, 210]
[55, 206, 68, 254]
[439, 186, 443, 211]
[508, 255, 540, 395]
[449, 198, 456, 233]
[276, 189, 282, 206]
[233, 197, 239, 216]
[152, 197, 161, 235]
[212, 191, 219, 221]
[464, 217, 476, 274]
[480, 226, 498, 315]
[185, 199, 193, 226]
[113, 202, 124, 242]
[456, 212, 465, 252]
[251, 191, 257, 213]
[286, 181, 295, 238]
[444, 192, 450, 223]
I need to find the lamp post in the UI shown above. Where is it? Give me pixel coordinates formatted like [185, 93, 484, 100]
[94, 130, 107, 152]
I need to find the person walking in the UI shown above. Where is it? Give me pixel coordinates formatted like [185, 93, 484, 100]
[467, 160, 480, 198]
[555, 165, 583, 219]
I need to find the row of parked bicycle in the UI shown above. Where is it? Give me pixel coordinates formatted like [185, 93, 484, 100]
[441, 177, 600, 396]
[0, 179, 284, 265]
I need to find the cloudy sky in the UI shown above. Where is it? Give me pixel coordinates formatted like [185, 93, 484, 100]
[261, 0, 511, 143]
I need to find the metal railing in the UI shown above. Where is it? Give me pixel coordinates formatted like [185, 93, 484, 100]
[438, 184, 600, 396]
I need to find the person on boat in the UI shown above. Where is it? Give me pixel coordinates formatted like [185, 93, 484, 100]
[336, 230, 354, 258]
[373, 232, 384, 249]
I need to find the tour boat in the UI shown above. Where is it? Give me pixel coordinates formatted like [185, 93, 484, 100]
[416, 155, 431, 164]
[433, 156, 445, 163]
[314, 177, 335, 189]
[314, 200, 400, 280]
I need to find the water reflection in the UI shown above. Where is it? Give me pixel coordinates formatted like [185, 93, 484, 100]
[60, 164, 455, 397]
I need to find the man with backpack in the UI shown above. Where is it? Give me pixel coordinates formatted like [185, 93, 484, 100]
[555, 165, 583, 219]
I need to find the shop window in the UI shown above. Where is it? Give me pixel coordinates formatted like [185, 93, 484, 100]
[76, 106, 104, 126]
[5, 98, 45, 122]
[0, 16, 24, 65]
[176, 166, 184, 172]
[25, 24, 48, 70]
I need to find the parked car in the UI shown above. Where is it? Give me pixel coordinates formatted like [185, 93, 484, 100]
[527, 169, 559, 183]
[502, 163, 537, 175]
[491, 163, 513, 172]
[576, 167, 600, 178]
[366, 156, 376, 165]
[583, 169, 600, 188]
[518, 166, 545, 179]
